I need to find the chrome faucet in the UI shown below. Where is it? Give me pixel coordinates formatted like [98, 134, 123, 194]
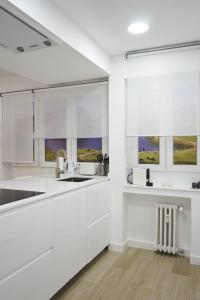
[55, 149, 67, 178]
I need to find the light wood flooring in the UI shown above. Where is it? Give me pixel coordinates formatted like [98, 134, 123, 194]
[52, 248, 200, 300]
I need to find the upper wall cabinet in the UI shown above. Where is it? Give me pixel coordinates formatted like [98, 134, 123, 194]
[2, 92, 34, 163]
[35, 83, 108, 139]
[126, 71, 200, 136]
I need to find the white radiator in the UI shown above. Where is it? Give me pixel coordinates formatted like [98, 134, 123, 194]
[155, 204, 183, 255]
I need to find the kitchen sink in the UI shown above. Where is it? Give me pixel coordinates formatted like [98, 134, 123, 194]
[58, 177, 93, 182]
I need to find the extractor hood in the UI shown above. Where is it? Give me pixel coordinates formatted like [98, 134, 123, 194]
[0, 7, 57, 53]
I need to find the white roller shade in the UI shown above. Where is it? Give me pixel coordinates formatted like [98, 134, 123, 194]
[35, 88, 70, 138]
[126, 72, 200, 136]
[2, 92, 34, 163]
[35, 83, 108, 139]
[127, 76, 164, 136]
[76, 83, 108, 138]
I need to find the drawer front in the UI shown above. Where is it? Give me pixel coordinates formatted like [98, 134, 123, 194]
[87, 214, 110, 263]
[0, 250, 53, 300]
[53, 189, 87, 293]
[87, 181, 110, 225]
[0, 201, 53, 280]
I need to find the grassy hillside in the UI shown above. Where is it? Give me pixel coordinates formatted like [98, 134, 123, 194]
[139, 151, 159, 164]
[173, 136, 197, 165]
[77, 148, 102, 162]
[147, 136, 159, 144]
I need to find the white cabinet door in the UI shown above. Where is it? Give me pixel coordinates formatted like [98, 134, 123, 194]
[0, 250, 53, 300]
[87, 215, 110, 262]
[53, 189, 87, 292]
[87, 181, 110, 225]
[0, 201, 53, 280]
[87, 181, 110, 263]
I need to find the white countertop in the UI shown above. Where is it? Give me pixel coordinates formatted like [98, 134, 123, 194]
[0, 175, 109, 213]
[124, 183, 200, 199]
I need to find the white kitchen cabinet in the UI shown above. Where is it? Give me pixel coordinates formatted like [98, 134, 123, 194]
[0, 180, 110, 299]
[53, 189, 87, 293]
[87, 181, 110, 225]
[88, 214, 110, 262]
[0, 201, 53, 280]
[87, 181, 110, 262]
[0, 250, 53, 300]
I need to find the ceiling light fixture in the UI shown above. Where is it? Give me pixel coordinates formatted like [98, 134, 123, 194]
[128, 22, 149, 34]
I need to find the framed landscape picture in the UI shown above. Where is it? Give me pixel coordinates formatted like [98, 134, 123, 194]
[173, 136, 197, 165]
[77, 138, 102, 162]
[138, 136, 160, 164]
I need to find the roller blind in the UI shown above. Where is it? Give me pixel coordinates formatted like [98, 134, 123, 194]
[76, 83, 108, 138]
[126, 49, 200, 136]
[127, 72, 199, 136]
[2, 92, 34, 163]
[35, 83, 108, 139]
[126, 76, 164, 136]
[35, 88, 70, 138]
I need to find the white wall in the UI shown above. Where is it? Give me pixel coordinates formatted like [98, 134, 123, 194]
[125, 194, 191, 253]
[108, 55, 127, 250]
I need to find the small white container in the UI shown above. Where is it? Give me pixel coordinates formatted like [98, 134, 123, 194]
[79, 163, 96, 175]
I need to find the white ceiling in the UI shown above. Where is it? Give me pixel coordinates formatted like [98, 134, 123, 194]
[0, 68, 45, 93]
[52, 0, 200, 55]
[0, 1, 108, 93]
[0, 44, 107, 86]
[0, 68, 13, 77]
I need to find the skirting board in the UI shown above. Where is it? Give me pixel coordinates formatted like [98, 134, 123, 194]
[127, 239, 154, 251]
[109, 240, 128, 252]
[190, 255, 200, 265]
[110, 239, 190, 258]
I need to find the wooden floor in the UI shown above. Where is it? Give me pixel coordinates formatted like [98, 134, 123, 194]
[52, 248, 200, 300]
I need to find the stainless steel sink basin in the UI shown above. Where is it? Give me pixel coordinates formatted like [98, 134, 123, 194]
[58, 177, 93, 182]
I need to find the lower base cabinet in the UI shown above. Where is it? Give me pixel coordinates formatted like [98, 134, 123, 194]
[87, 181, 110, 263]
[87, 214, 110, 262]
[0, 181, 110, 299]
[53, 189, 87, 294]
[0, 251, 53, 300]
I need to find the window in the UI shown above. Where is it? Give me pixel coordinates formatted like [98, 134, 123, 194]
[77, 138, 102, 162]
[128, 136, 165, 171]
[45, 139, 67, 162]
[138, 136, 160, 164]
[173, 136, 197, 165]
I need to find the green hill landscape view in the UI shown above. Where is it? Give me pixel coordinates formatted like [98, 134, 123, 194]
[173, 136, 197, 165]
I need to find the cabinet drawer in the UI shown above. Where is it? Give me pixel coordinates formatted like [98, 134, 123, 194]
[0, 250, 53, 300]
[87, 214, 110, 262]
[87, 181, 109, 225]
[53, 189, 87, 293]
[0, 201, 53, 280]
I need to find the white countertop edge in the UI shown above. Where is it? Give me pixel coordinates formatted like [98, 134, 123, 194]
[0, 176, 109, 213]
[124, 183, 200, 197]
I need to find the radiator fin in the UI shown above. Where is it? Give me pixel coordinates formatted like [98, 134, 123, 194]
[155, 204, 178, 254]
